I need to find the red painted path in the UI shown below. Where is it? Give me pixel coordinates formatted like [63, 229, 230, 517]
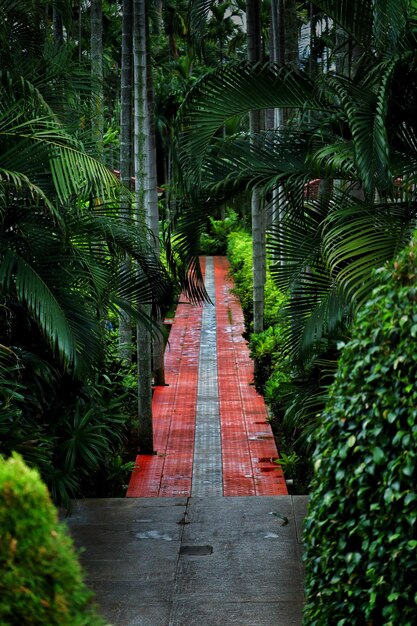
[127, 256, 287, 497]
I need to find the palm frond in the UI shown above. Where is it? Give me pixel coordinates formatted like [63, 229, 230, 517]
[178, 61, 327, 187]
[0, 168, 54, 212]
[372, 0, 410, 55]
[313, 0, 373, 51]
[326, 64, 395, 196]
[165, 197, 211, 304]
[189, 0, 213, 34]
[323, 200, 417, 305]
[0, 249, 78, 368]
[199, 129, 313, 196]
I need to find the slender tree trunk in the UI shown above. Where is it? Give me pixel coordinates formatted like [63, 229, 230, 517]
[134, 0, 153, 452]
[119, 0, 133, 364]
[91, 0, 104, 159]
[246, 0, 265, 334]
[136, 0, 165, 386]
[53, 6, 64, 44]
[146, 45, 166, 386]
[133, 0, 162, 451]
[270, 0, 298, 263]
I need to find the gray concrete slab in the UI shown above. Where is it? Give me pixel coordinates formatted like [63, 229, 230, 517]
[192, 256, 223, 496]
[66, 496, 307, 626]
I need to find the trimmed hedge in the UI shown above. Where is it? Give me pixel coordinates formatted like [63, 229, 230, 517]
[0, 454, 108, 626]
[303, 237, 417, 625]
[227, 230, 286, 330]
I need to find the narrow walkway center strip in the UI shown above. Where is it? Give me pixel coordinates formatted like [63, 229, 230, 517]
[192, 256, 223, 496]
[127, 256, 287, 497]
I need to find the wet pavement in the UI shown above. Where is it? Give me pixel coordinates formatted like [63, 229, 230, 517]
[67, 495, 308, 626]
[127, 257, 287, 497]
[66, 256, 307, 624]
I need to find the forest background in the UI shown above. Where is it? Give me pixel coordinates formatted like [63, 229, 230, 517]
[1, 0, 417, 511]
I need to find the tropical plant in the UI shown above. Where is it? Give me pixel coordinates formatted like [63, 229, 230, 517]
[0, 0, 174, 501]
[176, 0, 417, 439]
[0, 454, 107, 626]
[199, 209, 239, 255]
[303, 232, 417, 626]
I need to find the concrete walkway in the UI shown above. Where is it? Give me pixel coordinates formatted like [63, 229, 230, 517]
[67, 495, 307, 626]
[66, 256, 307, 625]
[127, 256, 286, 497]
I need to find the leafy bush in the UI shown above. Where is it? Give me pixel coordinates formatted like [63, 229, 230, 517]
[227, 230, 286, 331]
[226, 230, 254, 329]
[0, 454, 107, 626]
[0, 349, 135, 508]
[264, 366, 291, 419]
[199, 210, 239, 255]
[227, 230, 318, 493]
[303, 236, 417, 625]
[249, 325, 288, 394]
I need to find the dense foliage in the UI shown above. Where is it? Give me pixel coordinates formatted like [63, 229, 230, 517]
[227, 229, 312, 492]
[303, 235, 417, 625]
[227, 230, 285, 331]
[0, 454, 106, 626]
[177, 0, 417, 457]
[0, 0, 173, 505]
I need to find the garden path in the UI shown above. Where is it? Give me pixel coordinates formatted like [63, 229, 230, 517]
[67, 257, 307, 625]
[126, 256, 287, 498]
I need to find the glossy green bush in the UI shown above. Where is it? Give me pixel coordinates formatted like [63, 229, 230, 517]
[200, 210, 239, 255]
[249, 325, 288, 394]
[227, 230, 286, 330]
[0, 454, 108, 626]
[303, 237, 417, 625]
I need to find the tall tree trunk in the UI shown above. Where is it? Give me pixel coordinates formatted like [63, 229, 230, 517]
[118, 0, 133, 364]
[146, 39, 166, 387]
[246, 0, 265, 334]
[133, 0, 162, 451]
[53, 6, 64, 44]
[134, 0, 153, 452]
[270, 0, 298, 263]
[91, 0, 104, 159]
[136, 0, 165, 387]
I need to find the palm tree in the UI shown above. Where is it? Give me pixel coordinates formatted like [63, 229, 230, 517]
[0, 0, 172, 497]
[118, 0, 134, 364]
[177, 0, 417, 436]
[133, 0, 159, 452]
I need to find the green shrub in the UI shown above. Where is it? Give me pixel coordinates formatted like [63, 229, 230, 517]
[264, 366, 291, 419]
[263, 273, 287, 330]
[303, 236, 417, 625]
[0, 454, 108, 626]
[249, 325, 288, 394]
[226, 229, 254, 328]
[0, 355, 135, 508]
[227, 230, 286, 331]
[199, 210, 239, 255]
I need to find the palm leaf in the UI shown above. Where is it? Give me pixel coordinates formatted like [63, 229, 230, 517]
[326, 64, 395, 195]
[0, 249, 78, 367]
[178, 61, 327, 187]
[313, 0, 373, 50]
[189, 0, 213, 33]
[322, 200, 417, 305]
[372, 0, 410, 55]
[199, 129, 313, 196]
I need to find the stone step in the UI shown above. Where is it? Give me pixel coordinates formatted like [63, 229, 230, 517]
[67, 495, 307, 626]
